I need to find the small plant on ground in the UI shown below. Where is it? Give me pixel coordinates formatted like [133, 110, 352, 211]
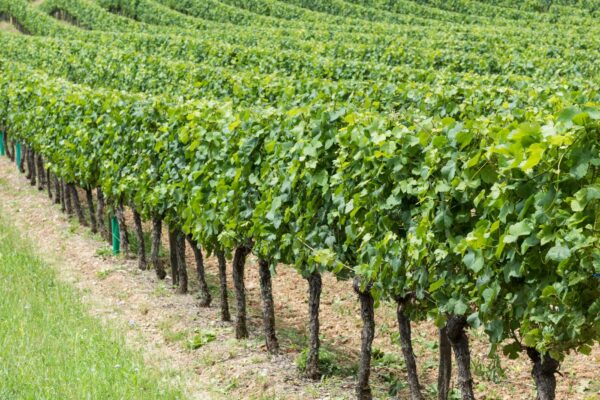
[186, 329, 216, 350]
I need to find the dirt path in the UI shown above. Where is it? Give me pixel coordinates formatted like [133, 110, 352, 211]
[0, 156, 598, 400]
[0, 21, 21, 33]
[0, 21, 19, 33]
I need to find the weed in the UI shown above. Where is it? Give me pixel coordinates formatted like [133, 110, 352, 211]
[95, 247, 113, 257]
[295, 346, 354, 376]
[96, 268, 114, 280]
[472, 354, 505, 383]
[186, 330, 216, 350]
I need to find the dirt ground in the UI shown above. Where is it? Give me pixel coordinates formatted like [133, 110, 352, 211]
[0, 157, 598, 400]
[0, 21, 21, 34]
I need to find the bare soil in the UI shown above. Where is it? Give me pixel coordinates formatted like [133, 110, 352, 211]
[0, 157, 598, 400]
[0, 21, 21, 34]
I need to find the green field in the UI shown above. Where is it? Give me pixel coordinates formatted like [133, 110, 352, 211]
[0, 211, 183, 400]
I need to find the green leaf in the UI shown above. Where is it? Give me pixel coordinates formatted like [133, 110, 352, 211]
[313, 249, 336, 267]
[541, 285, 557, 298]
[344, 199, 354, 214]
[466, 312, 481, 329]
[264, 140, 276, 153]
[343, 113, 357, 125]
[523, 329, 541, 347]
[482, 287, 497, 304]
[508, 221, 533, 238]
[428, 277, 445, 293]
[521, 235, 539, 254]
[486, 320, 503, 343]
[480, 165, 498, 184]
[496, 235, 506, 258]
[503, 342, 521, 360]
[520, 143, 545, 172]
[314, 170, 329, 189]
[570, 198, 585, 212]
[557, 107, 578, 124]
[454, 300, 468, 315]
[572, 112, 589, 126]
[578, 344, 592, 355]
[228, 119, 241, 132]
[463, 251, 484, 273]
[587, 184, 600, 200]
[546, 244, 571, 262]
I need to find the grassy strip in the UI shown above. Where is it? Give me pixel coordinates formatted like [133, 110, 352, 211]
[0, 210, 184, 399]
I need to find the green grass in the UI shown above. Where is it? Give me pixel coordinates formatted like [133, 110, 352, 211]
[0, 212, 184, 399]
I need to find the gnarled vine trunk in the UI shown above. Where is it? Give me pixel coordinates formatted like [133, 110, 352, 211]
[10, 140, 16, 162]
[115, 202, 129, 256]
[22, 146, 28, 177]
[446, 315, 475, 400]
[53, 175, 62, 205]
[22, 145, 29, 176]
[132, 207, 146, 270]
[64, 181, 72, 216]
[2, 132, 11, 160]
[36, 154, 45, 191]
[168, 228, 179, 286]
[46, 169, 52, 199]
[187, 235, 211, 307]
[28, 149, 36, 186]
[354, 277, 375, 400]
[232, 245, 251, 339]
[527, 348, 559, 400]
[396, 296, 424, 400]
[69, 184, 87, 227]
[305, 271, 322, 380]
[8, 139, 15, 162]
[258, 258, 279, 354]
[216, 249, 230, 322]
[96, 188, 110, 243]
[151, 216, 166, 280]
[438, 327, 453, 400]
[85, 187, 97, 234]
[175, 229, 188, 294]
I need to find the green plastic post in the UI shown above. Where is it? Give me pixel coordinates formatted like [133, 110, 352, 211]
[15, 142, 21, 169]
[111, 215, 120, 255]
[0, 132, 4, 156]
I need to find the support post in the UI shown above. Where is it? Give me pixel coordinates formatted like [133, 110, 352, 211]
[112, 215, 120, 255]
[0, 132, 4, 156]
[16, 142, 21, 170]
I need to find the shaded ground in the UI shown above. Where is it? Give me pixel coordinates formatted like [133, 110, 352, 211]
[0, 157, 598, 400]
[0, 21, 21, 33]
